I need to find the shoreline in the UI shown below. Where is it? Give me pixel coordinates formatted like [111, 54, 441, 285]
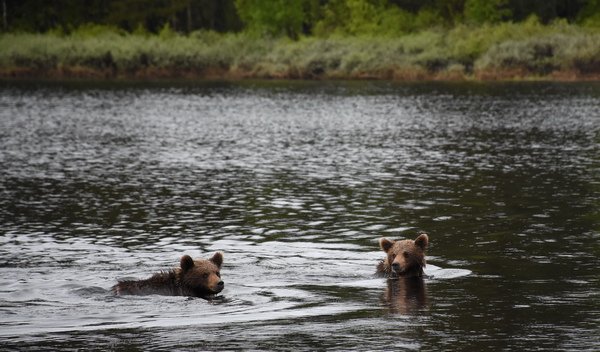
[2, 22, 600, 84]
[2, 67, 600, 82]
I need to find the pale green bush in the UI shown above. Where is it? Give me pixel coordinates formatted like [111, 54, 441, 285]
[1, 20, 599, 79]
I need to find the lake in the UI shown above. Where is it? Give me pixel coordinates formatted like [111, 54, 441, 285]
[0, 80, 598, 351]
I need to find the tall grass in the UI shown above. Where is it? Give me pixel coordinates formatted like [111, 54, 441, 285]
[0, 28, 267, 77]
[1, 21, 599, 80]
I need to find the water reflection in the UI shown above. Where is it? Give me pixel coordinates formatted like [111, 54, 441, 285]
[382, 277, 428, 315]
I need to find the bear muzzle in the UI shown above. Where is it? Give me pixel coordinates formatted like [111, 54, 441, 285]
[391, 262, 422, 276]
[196, 280, 224, 297]
[206, 280, 224, 295]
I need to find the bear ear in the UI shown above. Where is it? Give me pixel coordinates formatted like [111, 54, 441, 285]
[379, 238, 394, 253]
[415, 233, 429, 250]
[210, 251, 223, 268]
[180, 255, 194, 272]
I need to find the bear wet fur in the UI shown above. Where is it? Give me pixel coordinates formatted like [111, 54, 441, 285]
[376, 233, 428, 278]
[112, 252, 224, 298]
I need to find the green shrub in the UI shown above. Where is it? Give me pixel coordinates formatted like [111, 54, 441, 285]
[1, 20, 599, 79]
[69, 24, 127, 38]
[464, 0, 512, 25]
[475, 31, 600, 74]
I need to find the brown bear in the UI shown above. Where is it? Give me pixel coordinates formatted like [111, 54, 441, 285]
[112, 252, 224, 299]
[376, 233, 428, 278]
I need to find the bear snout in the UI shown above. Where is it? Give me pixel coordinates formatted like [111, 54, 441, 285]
[212, 280, 224, 293]
[391, 262, 401, 273]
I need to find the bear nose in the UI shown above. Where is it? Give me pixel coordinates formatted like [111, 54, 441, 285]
[391, 263, 400, 272]
[217, 281, 224, 288]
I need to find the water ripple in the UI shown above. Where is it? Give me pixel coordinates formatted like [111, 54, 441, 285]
[1, 81, 598, 351]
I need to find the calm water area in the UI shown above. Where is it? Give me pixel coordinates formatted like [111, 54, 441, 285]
[0, 80, 598, 351]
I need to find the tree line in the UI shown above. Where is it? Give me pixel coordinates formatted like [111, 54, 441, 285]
[2, 0, 600, 37]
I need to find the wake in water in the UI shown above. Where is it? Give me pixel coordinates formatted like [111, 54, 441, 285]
[0, 231, 472, 340]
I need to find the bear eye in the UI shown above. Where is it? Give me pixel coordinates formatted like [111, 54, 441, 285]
[202, 273, 209, 279]
[403, 251, 409, 258]
[216, 272, 221, 278]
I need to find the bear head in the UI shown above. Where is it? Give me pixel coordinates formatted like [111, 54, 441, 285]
[379, 233, 428, 278]
[178, 252, 224, 298]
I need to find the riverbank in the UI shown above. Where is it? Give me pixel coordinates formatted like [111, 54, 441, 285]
[2, 20, 599, 81]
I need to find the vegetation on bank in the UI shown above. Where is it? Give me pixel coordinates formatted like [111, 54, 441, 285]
[2, 18, 599, 81]
[2, 0, 600, 80]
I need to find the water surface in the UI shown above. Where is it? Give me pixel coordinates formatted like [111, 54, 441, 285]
[0, 80, 598, 351]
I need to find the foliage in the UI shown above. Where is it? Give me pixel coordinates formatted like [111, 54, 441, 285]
[413, 8, 445, 30]
[234, 0, 318, 38]
[1, 1, 599, 79]
[69, 24, 127, 38]
[2, 0, 242, 34]
[445, 15, 545, 65]
[578, 0, 600, 28]
[463, 0, 512, 24]
[2, 0, 599, 36]
[313, 0, 418, 37]
[475, 30, 600, 75]
[2, 20, 599, 79]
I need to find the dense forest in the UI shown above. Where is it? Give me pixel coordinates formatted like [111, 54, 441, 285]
[3, 0, 600, 36]
[1, 0, 600, 80]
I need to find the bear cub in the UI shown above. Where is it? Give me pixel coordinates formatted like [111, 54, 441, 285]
[376, 233, 428, 278]
[113, 252, 224, 299]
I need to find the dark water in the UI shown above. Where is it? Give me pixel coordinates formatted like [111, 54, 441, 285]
[0, 80, 598, 351]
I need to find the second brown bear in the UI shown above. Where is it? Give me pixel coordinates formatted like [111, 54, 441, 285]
[376, 233, 429, 278]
